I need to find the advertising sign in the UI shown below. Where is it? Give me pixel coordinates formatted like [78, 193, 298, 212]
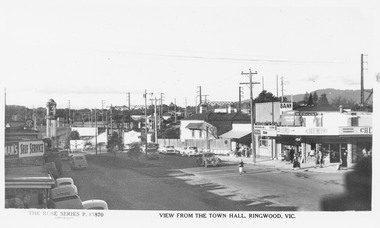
[18, 140, 44, 158]
[339, 126, 372, 135]
[277, 127, 334, 136]
[5, 142, 19, 159]
[280, 102, 293, 113]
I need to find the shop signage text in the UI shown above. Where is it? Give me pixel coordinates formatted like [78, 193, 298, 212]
[18, 141, 44, 158]
[339, 126, 372, 135]
[280, 103, 293, 109]
[294, 112, 319, 116]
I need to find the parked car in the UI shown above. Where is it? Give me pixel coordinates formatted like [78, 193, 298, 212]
[184, 146, 199, 157]
[55, 177, 74, 187]
[69, 154, 88, 170]
[162, 146, 177, 155]
[196, 152, 222, 167]
[146, 148, 160, 160]
[82, 199, 109, 210]
[59, 150, 70, 161]
[50, 185, 83, 209]
[55, 177, 78, 193]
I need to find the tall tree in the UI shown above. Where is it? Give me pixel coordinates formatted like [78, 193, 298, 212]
[307, 94, 314, 106]
[65, 130, 80, 149]
[312, 92, 319, 105]
[303, 92, 310, 104]
[318, 93, 329, 106]
[254, 90, 280, 103]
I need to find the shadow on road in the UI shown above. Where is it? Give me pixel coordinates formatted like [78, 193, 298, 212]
[85, 153, 298, 211]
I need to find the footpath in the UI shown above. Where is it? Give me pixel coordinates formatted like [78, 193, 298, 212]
[220, 155, 354, 174]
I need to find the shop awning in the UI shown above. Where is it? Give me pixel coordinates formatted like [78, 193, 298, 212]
[219, 130, 251, 139]
[185, 123, 204, 130]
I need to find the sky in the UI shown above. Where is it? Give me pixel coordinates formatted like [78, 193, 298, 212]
[0, 0, 378, 109]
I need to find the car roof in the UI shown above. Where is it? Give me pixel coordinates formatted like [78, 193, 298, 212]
[51, 185, 78, 199]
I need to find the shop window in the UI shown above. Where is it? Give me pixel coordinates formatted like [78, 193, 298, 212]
[351, 117, 359, 126]
[191, 130, 195, 137]
[314, 117, 323, 127]
[259, 136, 269, 147]
[199, 130, 202, 138]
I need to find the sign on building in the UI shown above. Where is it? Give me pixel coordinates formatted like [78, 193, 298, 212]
[18, 140, 44, 158]
[339, 126, 372, 135]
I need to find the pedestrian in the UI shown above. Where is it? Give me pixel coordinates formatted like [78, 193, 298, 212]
[293, 153, 301, 169]
[289, 147, 295, 163]
[339, 150, 348, 170]
[238, 159, 244, 175]
[318, 150, 324, 168]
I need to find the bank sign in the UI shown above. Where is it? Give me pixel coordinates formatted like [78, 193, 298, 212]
[5, 140, 44, 159]
[339, 126, 372, 135]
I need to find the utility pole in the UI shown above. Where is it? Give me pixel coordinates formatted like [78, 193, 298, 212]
[144, 90, 153, 152]
[110, 105, 113, 136]
[276, 74, 279, 97]
[159, 93, 164, 130]
[197, 86, 202, 113]
[262, 76, 264, 91]
[185, 97, 187, 118]
[154, 98, 158, 143]
[127, 92, 131, 110]
[281, 76, 284, 102]
[174, 98, 177, 123]
[241, 69, 259, 163]
[102, 100, 106, 129]
[68, 100, 71, 124]
[126, 93, 131, 130]
[239, 86, 244, 112]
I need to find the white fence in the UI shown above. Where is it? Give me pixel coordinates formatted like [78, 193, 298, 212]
[157, 138, 232, 155]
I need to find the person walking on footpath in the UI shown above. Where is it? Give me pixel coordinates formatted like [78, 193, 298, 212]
[340, 150, 348, 170]
[318, 150, 324, 168]
[238, 159, 245, 175]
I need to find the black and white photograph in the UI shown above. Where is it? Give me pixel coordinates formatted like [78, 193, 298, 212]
[1, 0, 379, 227]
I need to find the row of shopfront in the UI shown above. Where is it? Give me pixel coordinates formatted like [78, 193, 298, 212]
[252, 124, 372, 166]
[220, 105, 373, 166]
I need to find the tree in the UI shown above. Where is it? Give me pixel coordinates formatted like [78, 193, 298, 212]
[307, 94, 314, 106]
[65, 130, 80, 149]
[108, 132, 123, 152]
[312, 92, 319, 105]
[303, 92, 310, 104]
[318, 93, 329, 106]
[254, 90, 280, 103]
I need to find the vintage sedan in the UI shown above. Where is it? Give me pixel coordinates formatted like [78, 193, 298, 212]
[146, 148, 160, 160]
[82, 199, 109, 210]
[196, 152, 222, 167]
[181, 146, 199, 157]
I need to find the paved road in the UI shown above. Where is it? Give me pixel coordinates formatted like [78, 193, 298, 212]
[63, 152, 346, 211]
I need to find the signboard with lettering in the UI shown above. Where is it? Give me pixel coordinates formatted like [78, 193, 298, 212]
[294, 112, 319, 116]
[339, 126, 372, 135]
[18, 140, 44, 158]
[254, 125, 277, 136]
[5, 142, 19, 159]
[280, 103, 293, 113]
[277, 127, 334, 136]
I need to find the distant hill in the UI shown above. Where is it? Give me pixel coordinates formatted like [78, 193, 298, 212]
[286, 88, 373, 104]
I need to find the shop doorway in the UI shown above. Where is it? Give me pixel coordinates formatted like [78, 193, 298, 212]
[321, 143, 347, 163]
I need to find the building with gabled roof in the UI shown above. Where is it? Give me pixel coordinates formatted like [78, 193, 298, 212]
[180, 112, 250, 142]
